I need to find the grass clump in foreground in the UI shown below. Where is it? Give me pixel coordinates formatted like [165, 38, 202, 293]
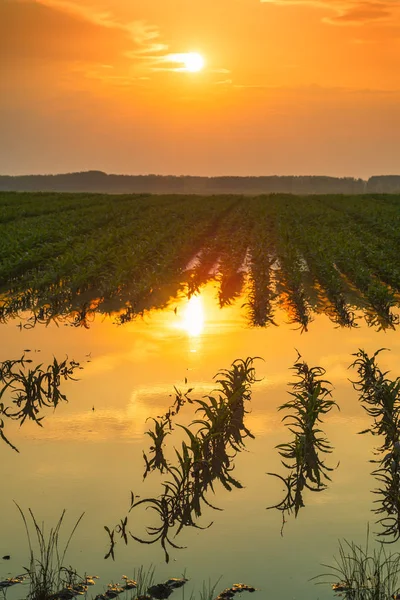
[5, 505, 257, 600]
[14, 504, 85, 600]
[314, 532, 400, 599]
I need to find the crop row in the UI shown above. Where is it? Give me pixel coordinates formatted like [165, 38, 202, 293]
[2, 192, 400, 328]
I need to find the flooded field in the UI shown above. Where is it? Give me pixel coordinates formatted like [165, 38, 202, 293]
[2, 279, 400, 600]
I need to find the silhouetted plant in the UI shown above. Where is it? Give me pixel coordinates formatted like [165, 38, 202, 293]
[0, 352, 82, 452]
[105, 358, 259, 562]
[268, 352, 338, 528]
[14, 504, 85, 600]
[350, 349, 400, 542]
[313, 530, 400, 599]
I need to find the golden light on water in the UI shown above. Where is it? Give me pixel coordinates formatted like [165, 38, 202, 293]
[183, 295, 205, 337]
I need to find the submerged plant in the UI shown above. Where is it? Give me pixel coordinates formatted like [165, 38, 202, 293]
[105, 358, 259, 562]
[268, 352, 338, 528]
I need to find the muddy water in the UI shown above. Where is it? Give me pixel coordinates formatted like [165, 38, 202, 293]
[1, 281, 400, 600]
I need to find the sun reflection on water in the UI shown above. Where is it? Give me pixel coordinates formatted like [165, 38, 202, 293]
[183, 295, 204, 337]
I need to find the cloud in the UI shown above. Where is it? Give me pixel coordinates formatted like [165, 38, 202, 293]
[1, 1, 229, 85]
[0, 0, 166, 69]
[36, 0, 165, 53]
[260, 0, 399, 24]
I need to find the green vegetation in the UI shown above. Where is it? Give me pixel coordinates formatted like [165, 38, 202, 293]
[5, 506, 254, 600]
[1, 192, 400, 329]
[13, 505, 84, 600]
[314, 532, 400, 599]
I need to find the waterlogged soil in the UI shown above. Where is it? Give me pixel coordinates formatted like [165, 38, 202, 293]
[2, 281, 400, 600]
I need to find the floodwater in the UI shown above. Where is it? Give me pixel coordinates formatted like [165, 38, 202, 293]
[2, 280, 400, 600]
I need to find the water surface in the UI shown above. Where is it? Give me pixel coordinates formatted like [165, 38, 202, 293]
[2, 281, 400, 600]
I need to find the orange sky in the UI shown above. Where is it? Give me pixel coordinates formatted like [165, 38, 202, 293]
[1, 0, 400, 177]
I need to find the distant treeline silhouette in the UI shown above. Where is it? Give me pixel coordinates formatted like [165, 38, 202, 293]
[1, 171, 400, 195]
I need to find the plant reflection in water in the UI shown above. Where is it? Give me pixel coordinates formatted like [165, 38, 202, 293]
[268, 352, 338, 531]
[105, 358, 260, 562]
[351, 349, 400, 542]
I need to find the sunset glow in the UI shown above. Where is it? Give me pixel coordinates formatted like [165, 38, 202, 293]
[165, 52, 205, 72]
[183, 53, 205, 72]
[1, 0, 399, 176]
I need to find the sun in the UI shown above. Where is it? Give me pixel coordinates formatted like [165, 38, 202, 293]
[183, 52, 205, 73]
[165, 52, 206, 73]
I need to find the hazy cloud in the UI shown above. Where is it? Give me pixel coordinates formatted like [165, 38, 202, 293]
[260, 0, 399, 24]
[0, 0, 166, 70]
[1, 0, 229, 84]
[36, 0, 165, 53]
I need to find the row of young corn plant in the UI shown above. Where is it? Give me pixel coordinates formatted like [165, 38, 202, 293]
[267, 353, 338, 530]
[321, 194, 400, 248]
[246, 199, 278, 327]
[215, 201, 255, 308]
[281, 196, 399, 329]
[183, 198, 249, 296]
[1, 196, 165, 291]
[276, 197, 368, 322]
[268, 198, 313, 332]
[75, 196, 239, 320]
[104, 358, 259, 562]
[272, 197, 358, 328]
[0, 192, 114, 224]
[309, 197, 400, 328]
[1, 196, 236, 322]
[0, 196, 157, 289]
[2, 192, 400, 329]
[7, 196, 186, 294]
[315, 196, 400, 296]
[112, 199, 240, 324]
[0, 193, 154, 255]
[247, 194, 400, 330]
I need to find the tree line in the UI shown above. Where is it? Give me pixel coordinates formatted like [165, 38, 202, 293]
[1, 171, 400, 194]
